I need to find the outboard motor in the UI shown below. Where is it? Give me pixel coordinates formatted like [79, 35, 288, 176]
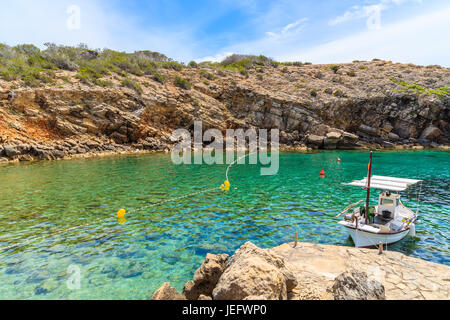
[382, 210, 392, 220]
[378, 192, 400, 221]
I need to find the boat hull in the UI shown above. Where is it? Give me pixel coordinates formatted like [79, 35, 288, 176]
[344, 226, 411, 248]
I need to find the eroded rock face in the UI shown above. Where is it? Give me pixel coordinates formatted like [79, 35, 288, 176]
[420, 126, 441, 141]
[331, 270, 385, 300]
[151, 282, 186, 300]
[0, 60, 448, 163]
[212, 242, 297, 300]
[183, 253, 228, 300]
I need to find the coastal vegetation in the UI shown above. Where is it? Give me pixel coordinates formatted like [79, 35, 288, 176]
[390, 78, 449, 99]
[173, 75, 191, 90]
[0, 43, 307, 87]
[0, 43, 183, 87]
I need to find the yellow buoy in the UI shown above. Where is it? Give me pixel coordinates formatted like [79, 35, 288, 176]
[117, 209, 126, 218]
[221, 180, 230, 191]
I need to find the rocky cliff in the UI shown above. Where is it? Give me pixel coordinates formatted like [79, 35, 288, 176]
[1, 59, 449, 163]
[152, 241, 450, 300]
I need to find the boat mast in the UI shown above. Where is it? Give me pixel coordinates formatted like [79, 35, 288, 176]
[365, 151, 373, 224]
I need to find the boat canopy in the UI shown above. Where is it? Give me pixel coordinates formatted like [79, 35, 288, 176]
[342, 175, 422, 192]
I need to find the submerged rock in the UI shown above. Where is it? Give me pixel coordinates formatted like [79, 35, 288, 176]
[26, 270, 51, 284]
[35, 279, 59, 295]
[121, 261, 146, 278]
[212, 242, 297, 300]
[151, 282, 186, 300]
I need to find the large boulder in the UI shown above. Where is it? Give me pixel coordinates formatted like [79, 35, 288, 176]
[3, 145, 21, 158]
[183, 253, 228, 300]
[212, 242, 297, 300]
[324, 131, 342, 149]
[151, 282, 186, 300]
[388, 132, 400, 141]
[420, 126, 441, 142]
[338, 132, 360, 149]
[306, 134, 324, 148]
[331, 270, 385, 300]
[358, 124, 378, 137]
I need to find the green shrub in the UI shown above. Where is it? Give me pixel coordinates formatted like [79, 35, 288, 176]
[217, 69, 226, 77]
[390, 78, 449, 99]
[173, 75, 191, 90]
[152, 72, 166, 84]
[328, 64, 340, 73]
[121, 77, 143, 94]
[97, 79, 114, 87]
[310, 89, 317, 97]
[76, 61, 109, 83]
[199, 70, 214, 80]
[347, 71, 356, 77]
[257, 74, 263, 81]
[188, 61, 198, 68]
[333, 89, 344, 97]
[220, 54, 277, 74]
[161, 61, 184, 71]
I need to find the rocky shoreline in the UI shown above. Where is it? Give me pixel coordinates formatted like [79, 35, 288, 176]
[1, 60, 449, 165]
[152, 241, 450, 300]
[0, 139, 448, 166]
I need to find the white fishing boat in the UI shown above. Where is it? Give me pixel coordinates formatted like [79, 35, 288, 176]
[337, 152, 422, 248]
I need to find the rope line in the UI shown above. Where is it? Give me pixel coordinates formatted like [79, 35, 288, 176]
[1, 187, 220, 253]
[225, 152, 257, 182]
[1, 151, 267, 253]
[416, 181, 423, 215]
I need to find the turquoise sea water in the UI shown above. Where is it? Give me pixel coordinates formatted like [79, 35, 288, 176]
[0, 151, 448, 299]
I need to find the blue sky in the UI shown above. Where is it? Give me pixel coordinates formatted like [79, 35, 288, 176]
[0, 0, 449, 66]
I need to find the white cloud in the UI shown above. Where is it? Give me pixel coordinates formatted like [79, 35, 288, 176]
[329, 4, 386, 26]
[195, 51, 234, 63]
[199, 6, 450, 67]
[278, 6, 450, 67]
[329, 0, 423, 26]
[266, 18, 308, 38]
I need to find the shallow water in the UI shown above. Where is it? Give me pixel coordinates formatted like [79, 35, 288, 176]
[0, 150, 448, 299]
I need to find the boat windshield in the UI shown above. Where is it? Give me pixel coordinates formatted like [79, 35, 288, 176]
[380, 198, 394, 206]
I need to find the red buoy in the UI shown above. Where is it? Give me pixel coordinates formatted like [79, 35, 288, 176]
[320, 168, 325, 176]
[337, 157, 341, 162]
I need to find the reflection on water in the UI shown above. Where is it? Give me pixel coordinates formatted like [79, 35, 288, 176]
[0, 150, 448, 299]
